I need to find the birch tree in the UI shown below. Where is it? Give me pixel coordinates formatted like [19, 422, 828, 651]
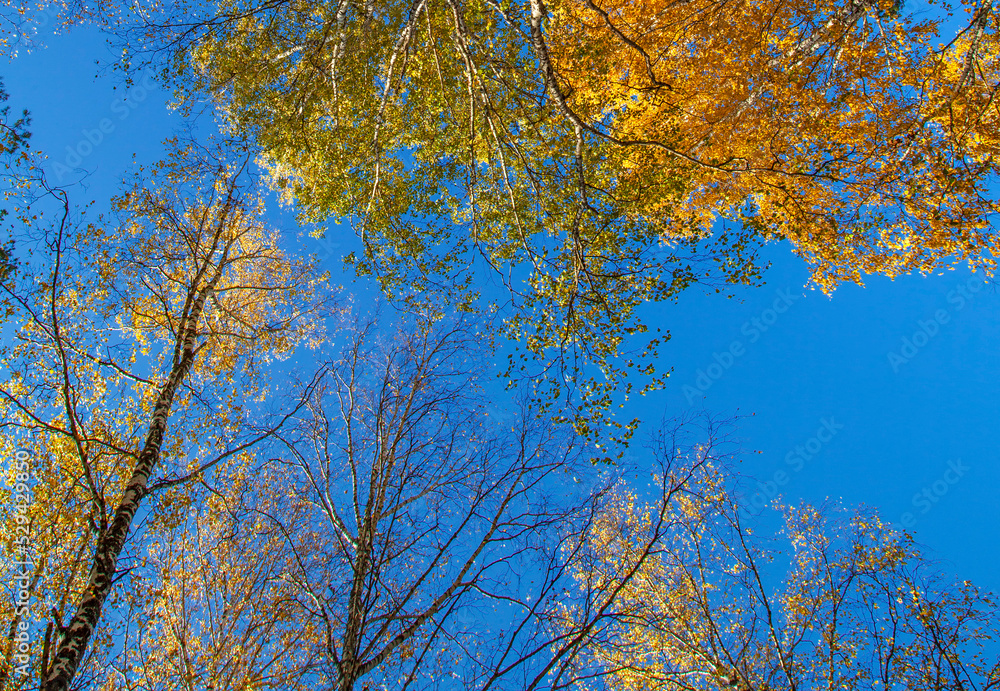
[102, 314, 606, 691]
[0, 138, 334, 691]
[561, 434, 1000, 690]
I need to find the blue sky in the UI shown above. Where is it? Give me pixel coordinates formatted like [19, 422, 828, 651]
[5, 25, 999, 600]
[647, 253, 1000, 591]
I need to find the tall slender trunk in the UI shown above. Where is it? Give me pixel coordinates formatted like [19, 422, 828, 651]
[40, 278, 218, 691]
[338, 517, 374, 691]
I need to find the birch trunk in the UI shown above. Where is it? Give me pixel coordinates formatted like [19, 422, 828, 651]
[40, 276, 219, 691]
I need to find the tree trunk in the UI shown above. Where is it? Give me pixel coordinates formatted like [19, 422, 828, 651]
[40, 280, 217, 691]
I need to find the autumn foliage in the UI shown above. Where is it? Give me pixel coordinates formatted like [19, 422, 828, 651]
[560, 423, 1000, 690]
[105, 0, 1000, 437]
[1, 2, 1000, 689]
[547, 0, 1000, 289]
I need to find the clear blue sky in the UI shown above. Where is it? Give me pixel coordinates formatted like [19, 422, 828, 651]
[5, 26, 998, 599]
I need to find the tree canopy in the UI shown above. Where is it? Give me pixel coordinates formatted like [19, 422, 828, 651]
[571, 474, 1000, 689]
[97, 0, 1000, 437]
[547, 0, 1000, 288]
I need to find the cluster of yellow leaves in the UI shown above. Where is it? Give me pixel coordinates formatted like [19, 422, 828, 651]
[100, 460, 322, 691]
[548, 0, 1000, 290]
[116, 199, 323, 369]
[0, 435, 132, 690]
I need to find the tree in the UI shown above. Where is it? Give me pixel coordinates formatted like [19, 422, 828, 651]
[99, 0, 999, 440]
[0, 138, 334, 691]
[101, 313, 611, 691]
[98, 456, 323, 691]
[108, 0, 770, 443]
[559, 428, 1000, 690]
